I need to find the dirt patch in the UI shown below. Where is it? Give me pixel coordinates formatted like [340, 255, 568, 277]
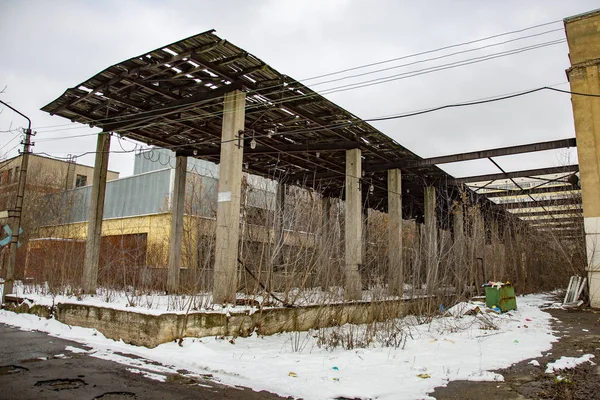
[432, 305, 600, 400]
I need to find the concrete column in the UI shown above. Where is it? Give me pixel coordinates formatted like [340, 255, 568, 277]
[319, 196, 332, 290]
[362, 207, 369, 268]
[452, 203, 464, 243]
[565, 12, 600, 307]
[344, 148, 362, 299]
[274, 183, 286, 269]
[167, 154, 187, 293]
[213, 90, 245, 304]
[452, 203, 465, 293]
[472, 206, 485, 291]
[424, 186, 438, 294]
[82, 132, 111, 294]
[387, 168, 403, 296]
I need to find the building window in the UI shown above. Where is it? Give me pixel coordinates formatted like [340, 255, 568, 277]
[75, 174, 87, 187]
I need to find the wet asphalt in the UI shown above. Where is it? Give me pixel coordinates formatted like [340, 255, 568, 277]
[0, 324, 285, 400]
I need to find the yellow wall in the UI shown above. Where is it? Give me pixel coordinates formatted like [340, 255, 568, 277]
[36, 213, 319, 269]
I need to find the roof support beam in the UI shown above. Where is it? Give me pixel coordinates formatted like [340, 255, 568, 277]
[451, 165, 579, 185]
[179, 141, 360, 157]
[101, 81, 243, 133]
[364, 138, 576, 173]
[515, 208, 582, 218]
[483, 184, 579, 198]
[501, 197, 582, 209]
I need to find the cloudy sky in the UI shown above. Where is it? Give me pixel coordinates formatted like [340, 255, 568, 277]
[0, 0, 597, 179]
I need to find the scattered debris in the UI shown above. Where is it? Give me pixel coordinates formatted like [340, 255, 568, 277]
[563, 276, 586, 306]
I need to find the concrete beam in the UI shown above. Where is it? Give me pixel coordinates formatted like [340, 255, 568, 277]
[513, 208, 582, 218]
[82, 132, 111, 294]
[184, 141, 361, 157]
[364, 138, 576, 172]
[167, 155, 187, 293]
[484, 185, 579, 198]
[451, 165, 579, 185]
[387, 168, 403, 296]
[213, 90, 246, 304]
[501, 197, 582, 210]
[345, 148, 362, 300]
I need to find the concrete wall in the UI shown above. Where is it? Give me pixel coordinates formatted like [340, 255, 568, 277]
[4, 295, 438, 348]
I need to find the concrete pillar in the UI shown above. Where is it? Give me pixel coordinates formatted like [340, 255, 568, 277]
[472, 206, 485, 291]
[452, 203, 464, 242]
[274, 183, 286, 269]
[82, 132, 111, 294]
[565, 12, 600, 307]
[344, 148, 362, 299]
[319, 196, 332, 290]
[424, 186, 438, 294]
[452, 203, 465, 293]
[387, 168, 403, 296]
[167, 154, 187, 293]
[213, 90, 245, 304]
[362, 207, 369, 268]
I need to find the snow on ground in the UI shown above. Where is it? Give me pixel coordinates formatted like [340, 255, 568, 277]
[6, 282, 422, 314]
[0, 293, 558, 399]
[545, 354, 596, 374]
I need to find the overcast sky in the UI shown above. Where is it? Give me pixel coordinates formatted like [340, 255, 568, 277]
[0, 0, 597, 180]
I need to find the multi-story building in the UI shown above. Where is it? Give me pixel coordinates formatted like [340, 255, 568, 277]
[0, 153, 119, 275]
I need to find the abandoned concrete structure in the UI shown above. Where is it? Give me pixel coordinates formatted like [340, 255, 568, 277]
[564, 9, 600, 307]
[25, 23, 589, 306]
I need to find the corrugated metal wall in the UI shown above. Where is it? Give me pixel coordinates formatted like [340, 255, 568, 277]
[42, 148, 280, 225]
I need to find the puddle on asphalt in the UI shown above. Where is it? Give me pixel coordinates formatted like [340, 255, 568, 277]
[0, 365, 28, 375]
[34, 378, 86, 391]
[93, 391, 137, 399]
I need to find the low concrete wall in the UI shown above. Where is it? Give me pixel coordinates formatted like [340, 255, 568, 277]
[3, 296, 439, 348]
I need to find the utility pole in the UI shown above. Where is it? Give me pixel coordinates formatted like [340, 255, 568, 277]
[0, 100, 32, 303]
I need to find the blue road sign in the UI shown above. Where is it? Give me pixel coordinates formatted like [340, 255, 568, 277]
[0, 225, 22, 248]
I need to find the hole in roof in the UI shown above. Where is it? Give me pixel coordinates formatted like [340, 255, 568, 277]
[162, 48, 179, 56]
[194, 79, 202, 83]
[203, 69, 218, 78]
[244, 75, 257, 84]
[171, 67, 182, 73]
[188, 61, 199, 67]
[185, 74, 194, 78]
[280, 108, 295, 116]
[78, 86, 92, 93]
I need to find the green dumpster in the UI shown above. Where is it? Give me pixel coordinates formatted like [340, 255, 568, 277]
[484, 283, 517, 312]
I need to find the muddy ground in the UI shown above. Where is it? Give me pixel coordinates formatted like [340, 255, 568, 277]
[432, 303, 600, 400]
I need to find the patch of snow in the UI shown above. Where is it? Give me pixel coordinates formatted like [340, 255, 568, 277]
[0, 293, 559, 400]
[65, 345, 88, 354]
[529, 359, 540, 367]
[545, 354, 595, 373]
[127, 368, 167, 382]
[466, 371, 504, 382]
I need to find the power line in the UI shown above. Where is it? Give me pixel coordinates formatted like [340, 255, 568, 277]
[32, 19, 564, 132]
[35, 85, 599, 161]
[33, 38, 566, 138]
[301, 19, 562, 82]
